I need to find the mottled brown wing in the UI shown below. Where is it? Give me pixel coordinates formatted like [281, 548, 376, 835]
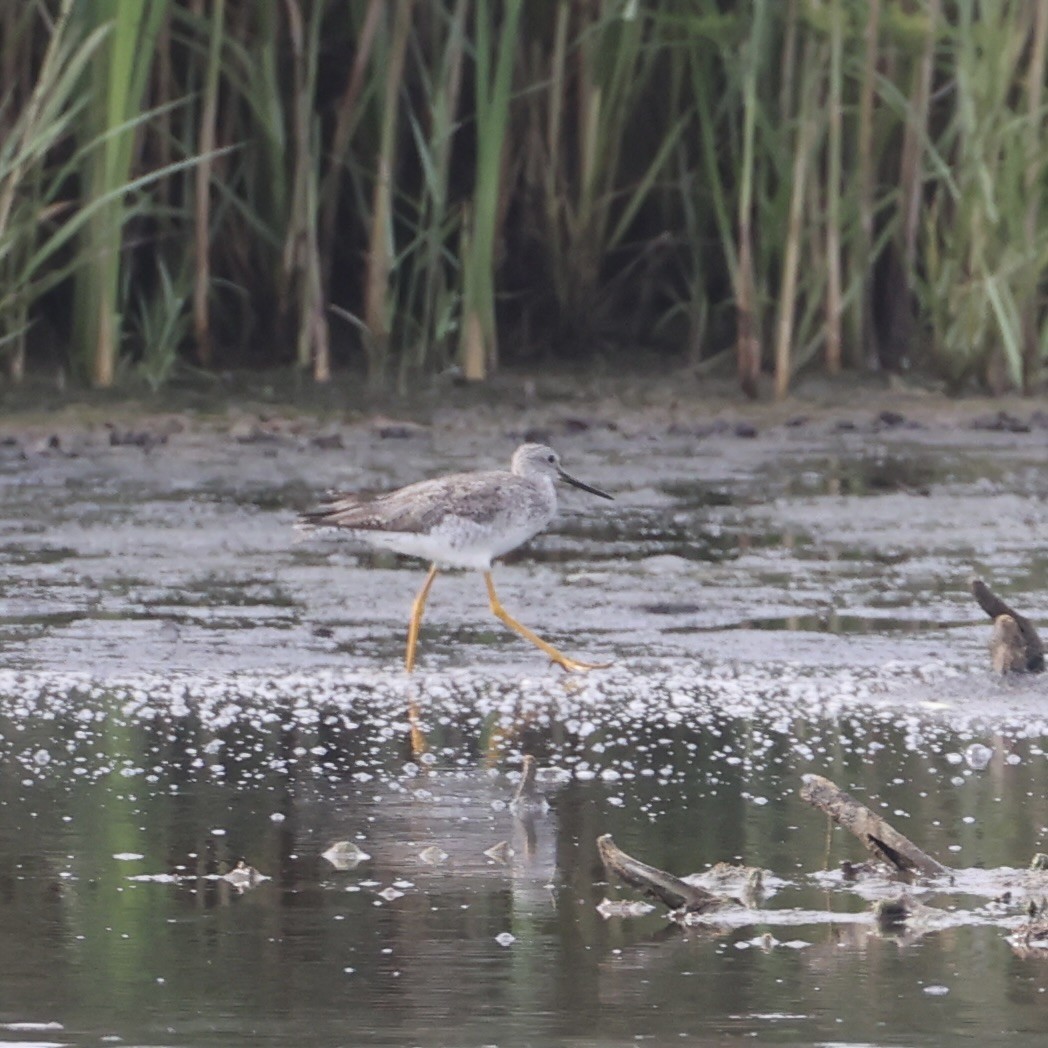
[298, 470, 525, 534]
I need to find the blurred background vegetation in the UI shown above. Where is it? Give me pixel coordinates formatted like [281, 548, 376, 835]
[1, 0, 1046, 399]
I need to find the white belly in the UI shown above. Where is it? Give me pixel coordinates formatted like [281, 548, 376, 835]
[350, 514, 549, 570]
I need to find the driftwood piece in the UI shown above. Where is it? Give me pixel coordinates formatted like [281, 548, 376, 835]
[597, 834, 726, 914]
[873, 894, 942, 928]
[1009, 920, 1048, 958]
[971, 577, 1045, 673]
[800, 774, 950, 880]
[691, 861, 766, 905]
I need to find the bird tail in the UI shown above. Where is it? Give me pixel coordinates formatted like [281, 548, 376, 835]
[296, 507, 331, 531]
[294, 495, 346, 537]
[296, 493, 371, 533]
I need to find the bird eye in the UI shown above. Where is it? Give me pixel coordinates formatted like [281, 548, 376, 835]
[547, 454, 556, 463]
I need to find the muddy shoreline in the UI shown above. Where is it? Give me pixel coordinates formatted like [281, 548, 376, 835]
[2, 369, 1047, 447]
[1, 367, 1045, 715]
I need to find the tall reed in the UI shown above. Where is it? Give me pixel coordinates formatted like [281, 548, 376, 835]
[0, 1, 82, 379]
[823, 0, 844, 375]
[396, 0, 469, 389]
[191, 0, 224, 369]
[911, 0, 1048, 390]
[0, 3, 113, 381]
[284, 0, 329, 382]
[1, 0, 1046, 397]
[854, 0, 882, 368]
[522, 1, 687, 348]
[71, 0, 169, 387]
[362, 0, 414, 387]
[459, 0, 520, 381]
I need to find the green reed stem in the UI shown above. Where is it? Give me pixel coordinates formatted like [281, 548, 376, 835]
[459, 0, 521, 381]
[72, 0, 169, 387]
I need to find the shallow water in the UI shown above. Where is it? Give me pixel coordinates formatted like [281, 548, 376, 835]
[1, 418, 1047, 1047]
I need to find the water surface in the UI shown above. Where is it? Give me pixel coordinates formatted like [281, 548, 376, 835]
[1, 417, 1046, 1047]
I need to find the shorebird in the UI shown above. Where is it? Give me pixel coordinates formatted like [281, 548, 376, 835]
[299, 443, 613, 672]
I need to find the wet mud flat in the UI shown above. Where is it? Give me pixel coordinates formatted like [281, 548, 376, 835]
[0, 383, 1047, 1047]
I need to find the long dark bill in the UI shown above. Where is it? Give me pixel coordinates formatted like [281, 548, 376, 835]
[558, 468, 613, 500]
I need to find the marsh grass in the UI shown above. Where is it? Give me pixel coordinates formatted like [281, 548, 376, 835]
[910, 0, 1048, 391]
[71, 0, 170, 387]
[1, 0, 1046, 396]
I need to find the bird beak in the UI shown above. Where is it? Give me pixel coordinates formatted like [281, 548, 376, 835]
[557, 467, 613, 500]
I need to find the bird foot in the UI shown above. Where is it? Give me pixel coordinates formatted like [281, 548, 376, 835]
[550, 655, 612, 674]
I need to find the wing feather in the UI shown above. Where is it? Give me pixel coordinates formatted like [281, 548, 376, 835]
[298, 470, 544, 535]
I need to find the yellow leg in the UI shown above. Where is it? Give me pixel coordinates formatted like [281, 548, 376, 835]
[407, 692, 427, 759]
[404, 565, 439, 757]
[405, 564, 439, 673]
[484, 571, 610, 673]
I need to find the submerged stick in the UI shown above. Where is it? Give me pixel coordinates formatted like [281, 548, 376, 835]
[799, 774, 950, 879]
[597, 834, 724, 914]
[510, 754, 549, 816]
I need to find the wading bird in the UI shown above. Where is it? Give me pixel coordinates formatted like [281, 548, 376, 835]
[299, 443, 613, 672]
